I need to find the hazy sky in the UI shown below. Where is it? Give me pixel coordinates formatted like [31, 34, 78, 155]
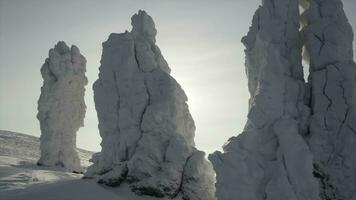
[1, 0, 356, 154]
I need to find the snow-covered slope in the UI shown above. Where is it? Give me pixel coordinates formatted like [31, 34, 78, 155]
[0, 130, 130, 200]
[0, 131, 199, 200]
[0, 130, 93, 168]
[0, 130, 93, 192]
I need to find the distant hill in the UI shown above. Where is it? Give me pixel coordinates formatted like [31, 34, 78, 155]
[0, 130, 94, 168]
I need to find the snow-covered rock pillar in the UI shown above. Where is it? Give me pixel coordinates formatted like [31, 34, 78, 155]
[209, 1, 320, 200]
[85, 10, 216, 200]
[37, 41, 87, 173]
[304, 0, 356, 199]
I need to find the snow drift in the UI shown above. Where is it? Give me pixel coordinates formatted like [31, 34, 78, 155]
[209, 0, 356, 200]
[84, 10, 216, 200]
[37, 41, 87, 173]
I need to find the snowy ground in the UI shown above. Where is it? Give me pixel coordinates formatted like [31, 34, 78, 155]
[0, 130, 176, 200]
[0, 130, 91, 189]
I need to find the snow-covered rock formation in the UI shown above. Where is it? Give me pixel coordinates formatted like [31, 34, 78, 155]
[85, 10, 216, 200]
[209, 0, 356, 200]
[303, 0, 356, 199]
[209, 1, 320, 199]
[37, 41, 87, 173]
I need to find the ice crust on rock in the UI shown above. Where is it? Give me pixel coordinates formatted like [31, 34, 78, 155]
[304, 0, 356, 199]
[85, 10, 216, 200]
[209, 0, 319, 199]
[37, 41, 87, 173]
[209, 0, 356, 200]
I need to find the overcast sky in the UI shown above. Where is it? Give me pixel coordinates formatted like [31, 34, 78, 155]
[1, 0, 355, 154]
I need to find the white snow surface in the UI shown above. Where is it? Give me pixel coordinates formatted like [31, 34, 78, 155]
[84, 10, 216, 200]
[0, 130, 198, 200]
[0, 130, 93, 191]
[37, 41, 88, 173]
[209, 0, 356, 200]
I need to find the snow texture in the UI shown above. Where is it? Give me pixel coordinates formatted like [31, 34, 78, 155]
[210, 0, 356, 200]
[37, 42, 87, 173]
[84, 10, 216, 200]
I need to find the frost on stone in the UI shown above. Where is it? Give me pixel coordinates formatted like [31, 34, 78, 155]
[181, 151, 216, 200]
[209, 0, 320, 200]
[210, 0, 356, 199]
[84, 10, 216, 200]
[37, 41, 87, 173]
[303, 0, 356, 199]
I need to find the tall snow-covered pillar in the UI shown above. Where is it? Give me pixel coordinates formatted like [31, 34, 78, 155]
[85, 10, 216, 200]
[304, 0, 356, 199]
[209, 1, 320, 200]
[37, 41, 87, 173]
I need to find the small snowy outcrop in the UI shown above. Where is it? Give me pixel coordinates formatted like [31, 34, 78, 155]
[304, 0, 356, 199]
[37, 41, 87, 173]
[210, 0, 356, 200]
[85, 10, 216, 200]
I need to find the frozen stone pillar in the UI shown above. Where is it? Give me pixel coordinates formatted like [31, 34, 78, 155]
[209, 1, 320, 200]
[85, 10, 216, 200]
[304, 0, 356, 199]
[37, 41, 87, 173]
